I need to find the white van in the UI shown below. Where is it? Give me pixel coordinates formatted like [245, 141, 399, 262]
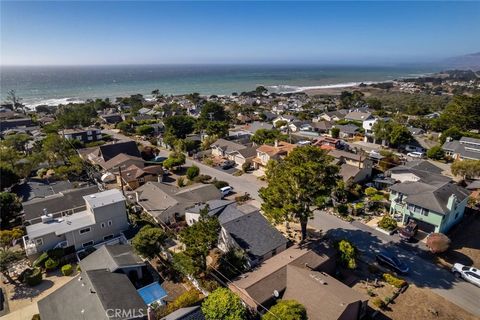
[220, 186, 233, 197]
[407, 151, 425, 158]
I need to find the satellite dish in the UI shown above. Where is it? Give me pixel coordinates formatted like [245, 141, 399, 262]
[273, 290, 279, 298]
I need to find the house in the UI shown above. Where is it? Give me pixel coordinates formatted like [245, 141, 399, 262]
[245, 121, 274, 134]
[229, 243, 367, 320]
[386, 160, 445, 183]
[328, 149, 367, 168]
[135, 182, 222, 224]
[442, 136, 480, 160]
[362, 118, 377, 139]
[86, 140, 141, 165]
[133, 114, 154, 122]
[100, 113, 123, 125]
[62, 128, 103, 143]
[161, 306, 204, 320]
[23, 189, 130, 258]
[210, 138, 248, 158]
[288, 120, 313, 133]
[100, 153, 146, 172]
[333, 124, 360, 139]
[0, 118, 34, 132]
[252, 141, 296, 171]
[328, 150, 373, 183]
[345, 111, 373, 122]
[13, 178, 75, 202]
[117, 164, 164, 190]
[21, 184, 100, 224]
[272, 115, 297, 127]
[389, 179, 470, 233]
[312, 136, 342, 151]
[311, 120, 333, 133]
[227, 146, 257, 166]
[38, 244, 166, 320]
[408, 127, 425, 136]
[319, 110, 347, 122]
[186, 201, 287, 266]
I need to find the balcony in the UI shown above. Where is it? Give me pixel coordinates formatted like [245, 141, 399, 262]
[23, 236, 38, 256]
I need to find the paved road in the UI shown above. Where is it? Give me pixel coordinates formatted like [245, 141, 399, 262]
[310, 212, 480, 317]
[103, 130, 265, 201]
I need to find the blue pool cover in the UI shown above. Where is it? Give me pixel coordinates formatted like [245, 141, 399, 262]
[137, 282, 168, 305]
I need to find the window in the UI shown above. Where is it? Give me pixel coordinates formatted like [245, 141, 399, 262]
[79, 227, 91, 235]
[421, 209, 429, 216]
[35, 238, 43, 246]
[101, 222, 106, 228]
[87, 136, 93, 141]
[103, 234, 114, 241]
[82, 241, 94, 248]
[455, 212, 459, 219]
[108, 220, 112, 227]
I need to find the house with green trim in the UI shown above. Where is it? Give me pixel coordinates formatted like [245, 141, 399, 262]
[389, 179, 470, 233]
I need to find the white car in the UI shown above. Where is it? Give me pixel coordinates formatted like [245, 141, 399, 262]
[452, 263, 480, 287]
[220, 186, 233, 197]
[407, 151, 425, 158]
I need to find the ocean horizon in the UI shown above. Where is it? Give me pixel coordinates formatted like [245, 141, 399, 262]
[0, 64, 441, 108]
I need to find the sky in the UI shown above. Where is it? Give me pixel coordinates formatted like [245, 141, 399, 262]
[1, 1, 479, 66]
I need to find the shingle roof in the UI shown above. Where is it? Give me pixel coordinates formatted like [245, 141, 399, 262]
[161, 306, 205, 320]
[344, 111, 372, 121]
[221, 212, 287, 260]
[102, 153, 144, 170]
[99, 141, 141, 161]
[211, 138, 247, 153]
[402, 160, 443, 174]
[13, 178, 74, 202]
[79, 244, 144, 272]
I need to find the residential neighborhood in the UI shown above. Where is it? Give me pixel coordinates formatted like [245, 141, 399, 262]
[1, 73, 480, 320]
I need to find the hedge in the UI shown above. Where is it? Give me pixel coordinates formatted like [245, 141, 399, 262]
[61, 264, 73, 276]
[378, 215, 397, 231]
[383, 273, 407, 288]
[32, 252, 49, 268]
[186, 166, 200, 180]
[24, 268, 43, 286]
[45, 258, 59, 270]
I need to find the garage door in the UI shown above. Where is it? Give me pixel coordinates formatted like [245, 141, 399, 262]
[411, 218, 436, 233]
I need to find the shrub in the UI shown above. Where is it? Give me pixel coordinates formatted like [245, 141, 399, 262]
[193, 174, 211, 183]
[365, 187, 378, 197]
[200, 278, 220, 292]
[23, 268, 43, 286]
[157, 289, 202, 318]
[427, 145, 445, 160]
[31, 314, 41, 320]
[186, 165, 200, 180]
[177, 176, 185, 187]
[234, 193, 251, 204]
[33, 252, 49, 268]
[61, 264, 73, 276]
[77, 264, 81, 272]
[336, 239, 357, 269]
[47, 247, 65, 260]
[372, 297, 386, 309]
[378, 215, 397, 231]
[337, 203, 349, 216]
[44, 258, 59, 270]
[367, 289, 375, 297]
[383, 273, 407, 288]
[242, 161, 251, 172]
[212, 180, 229, 189]
[370, 194, 384, 202]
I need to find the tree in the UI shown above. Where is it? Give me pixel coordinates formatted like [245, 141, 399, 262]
[260, 146, 339, 241]
[0, 228, 24, 250]
[331, 127, 340, 139]
[201, 288, 247, 320]
[205, 121, 229, 137]
[3, 133, 31, 152]
[263, 300, 307, 320]
[42, 133, 74, 164]
[136, 125, 155, 136]
[389, 124, 413, 147]
[427, 145, 445, 160]
[251, 129, 287, 145]
[0, 165, 20, 190]
[440, 126, 463, 144]
[0, 192, 22, 229]
[186, 165, 200, 180]
[0, 249, 24, 284]
[437, 95, 480, 131]
[163, 152, 186, 170]
[131, 226, 167, 259]
[336, 239, 357, 269]
[451, 160, 480, 179]
[4, 89, 24, 113]
[172, 252, 200, 277]
[164, 115, 196, 139]
[274, 120, 288, 128]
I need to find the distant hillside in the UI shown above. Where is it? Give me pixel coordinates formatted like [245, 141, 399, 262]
[442, 52, 480, 70]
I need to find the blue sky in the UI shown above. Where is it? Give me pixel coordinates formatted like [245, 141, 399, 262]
[1, 1, 479, 65]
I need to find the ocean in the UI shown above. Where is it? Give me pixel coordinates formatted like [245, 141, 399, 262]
[0, 64, 440, 108]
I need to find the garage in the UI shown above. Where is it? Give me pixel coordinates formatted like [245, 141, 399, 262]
[410, 218, 436, 233]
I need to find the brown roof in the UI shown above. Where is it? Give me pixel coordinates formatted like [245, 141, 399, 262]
[328, 149, 362, 162]
[256, 142, 296, 157]
[102, 153, 144, 170]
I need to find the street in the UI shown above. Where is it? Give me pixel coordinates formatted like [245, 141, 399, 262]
[310, 212, 480, 317]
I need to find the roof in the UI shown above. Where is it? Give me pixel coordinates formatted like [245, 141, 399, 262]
[211, 138, 247, 153]
[99, 141, 141, 161]
[390, 181, 470, 215]
[311, 121, 333, 131]
[26, 209, 95, 238]
[137, 282, 168, 305]
[233, 146, 258, 159]
[328, 149, 362, 162]
[283, 265, 366, 320]
[84, 189, 125, 209]
[344, 111, 372, 121]
[222, 212, 287, 260]
[102, 153, 144, 170]
[460, 136, 480, 145]
[79, 244, 144, 272]
[339, 163, 361, 182]
[38, 270, 148, 320]
[13, 178, 74, 202]
[467, 180, 480, 190]
[335, 124, 360, 134]
[22, 185, 99, 223]
[246, 121, 274, 134]
[442, 140, 480, 160]
[161, 306, 205, 320]
[256, 142, 296, 157]
[402, 160, 443, 174]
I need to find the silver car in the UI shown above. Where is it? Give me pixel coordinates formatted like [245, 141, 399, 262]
[452, 263, 480, 287]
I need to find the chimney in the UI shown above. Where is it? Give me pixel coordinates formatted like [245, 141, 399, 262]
[447, 194, 457, 211]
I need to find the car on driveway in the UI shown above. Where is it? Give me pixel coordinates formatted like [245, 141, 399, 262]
[376, 251, 409, 274]
[452, 263, 480, 287]
[220, 186, 233, 197]
[399, 220, 418, 242]
[407, 151, 425, 158]
[220, 160, 236, 170]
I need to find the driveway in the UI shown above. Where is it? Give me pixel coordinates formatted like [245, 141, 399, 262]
[310, 212, 480, 317]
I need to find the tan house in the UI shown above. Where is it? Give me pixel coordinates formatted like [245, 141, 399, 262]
[117, 164, 164, 190]
[252, 141, 296, 172]
[229, 243, 367, 320]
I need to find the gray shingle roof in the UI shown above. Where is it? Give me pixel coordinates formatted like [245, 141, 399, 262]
[402, 160, 443, 174]
[222, 212, 287, 260]
[99, 141, 141, 161]
[79, 244, 144, 272]
[161, 306, 205, 320]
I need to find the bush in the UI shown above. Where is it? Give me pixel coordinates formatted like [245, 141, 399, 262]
[61, 264, 73, 276]
[199, 278, 220, 292]
[427, 145, 445, 160]
[23, 268, 43, 286]
[177, 176, 185, 187]
[44, 258, 59, 270]
[367, 289, 375, 297]
[186, 165, 200, 180]
[193, 174, 211, 183]
[242, 161, 251, 172]
[212, 180, 229, 189]
[31, 314, 41, 320]
[365, 187, 378, 197]
[33, 252, 49, 268]
[157, 289, 202, 318]
[336, 239, 357, 269]
[372, 297, 386, 309]
[336, 204, 349, 216]
[235, 193, 251, 204]
[47, 247, 65, 260]
[383, 273, 407, 288]
[377, 215, 397, 231]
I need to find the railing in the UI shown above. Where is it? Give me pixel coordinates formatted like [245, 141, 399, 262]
[23, 236, 37, 256]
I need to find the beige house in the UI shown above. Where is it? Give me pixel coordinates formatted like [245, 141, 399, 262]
[252, 141, 296, 172]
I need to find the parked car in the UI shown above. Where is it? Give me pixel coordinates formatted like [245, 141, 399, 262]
[399, 220, 418, 241]
[221, 160, 236, 170]
[220, 186, 233, 197]
[376, 251, 409, 274]
[407, 151, 425, 158]
[451, 263, 480, 287]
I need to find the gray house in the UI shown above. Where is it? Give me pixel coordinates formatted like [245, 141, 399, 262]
[23, 189, 130, 258]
